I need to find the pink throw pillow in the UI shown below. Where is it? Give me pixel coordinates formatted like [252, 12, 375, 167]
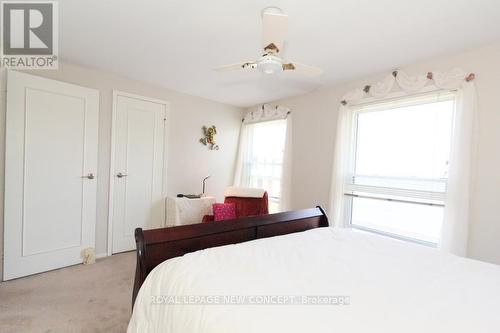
[213, 203, 236, 221]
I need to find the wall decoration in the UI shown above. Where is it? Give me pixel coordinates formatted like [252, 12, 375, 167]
[200, 125, 219, 150]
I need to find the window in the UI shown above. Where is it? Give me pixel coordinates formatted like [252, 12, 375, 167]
[240, 119, 287, 213]
[345, 92, 456, 245]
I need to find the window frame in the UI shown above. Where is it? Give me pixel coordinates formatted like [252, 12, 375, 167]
[343, 90, 457, 246]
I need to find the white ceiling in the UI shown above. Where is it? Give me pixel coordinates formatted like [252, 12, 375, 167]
[60, 0, 500, 107]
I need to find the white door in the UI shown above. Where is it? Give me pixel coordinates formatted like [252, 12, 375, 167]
[110, 92, 167, 254]
[4, 71, 99, 280]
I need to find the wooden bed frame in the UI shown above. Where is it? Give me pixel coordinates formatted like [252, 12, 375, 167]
[132, 206, 329, 305]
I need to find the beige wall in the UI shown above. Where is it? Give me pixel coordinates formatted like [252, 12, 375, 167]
[272, 43, 500, 265]
[0, 63, 244, 278]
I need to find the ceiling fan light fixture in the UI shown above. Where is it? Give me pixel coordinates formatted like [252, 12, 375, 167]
[257, 55, 283, 74]
[261, 6, 284, 17]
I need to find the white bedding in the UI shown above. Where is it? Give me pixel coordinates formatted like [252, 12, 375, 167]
[128, 228, 500, 332]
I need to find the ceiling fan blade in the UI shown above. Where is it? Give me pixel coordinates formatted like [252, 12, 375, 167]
[283, 62, 323, 76]
[262, 12, 288, 53]
[213, 62, 256, 72]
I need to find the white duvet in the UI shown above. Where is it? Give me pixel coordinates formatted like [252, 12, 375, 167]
[128, 228, 500, 332]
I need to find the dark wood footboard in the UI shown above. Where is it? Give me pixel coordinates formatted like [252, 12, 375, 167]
[132, 207, 329, 306]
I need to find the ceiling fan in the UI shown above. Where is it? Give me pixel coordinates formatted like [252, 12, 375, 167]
[213, 7, 323, 76]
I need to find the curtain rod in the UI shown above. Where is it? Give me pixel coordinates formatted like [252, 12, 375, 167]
[340, 71, 476, 106]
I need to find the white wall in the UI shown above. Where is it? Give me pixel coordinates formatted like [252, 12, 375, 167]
[272, 43, 500, 265]
[0, 63, 244, 278]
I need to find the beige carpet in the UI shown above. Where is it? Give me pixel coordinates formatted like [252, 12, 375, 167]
[0, 252, 135, 333]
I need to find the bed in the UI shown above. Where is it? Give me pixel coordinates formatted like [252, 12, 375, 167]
[128, 207, 500, 332]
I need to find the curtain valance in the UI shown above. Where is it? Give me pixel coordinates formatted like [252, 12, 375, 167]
[242, 104, 291, 124]
[340, 68, 475, 105]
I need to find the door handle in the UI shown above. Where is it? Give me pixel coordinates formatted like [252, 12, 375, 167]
[82, 173, 95, 180]
[116, 172, 128, 178]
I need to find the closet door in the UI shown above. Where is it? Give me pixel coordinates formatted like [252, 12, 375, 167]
[4, 71, 99, 280]
[110, 92, 167, 254]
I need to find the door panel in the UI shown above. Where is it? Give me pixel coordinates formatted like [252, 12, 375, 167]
[4, 71, 99, 280]
[111, 94, 167, 254]
[23, 89, 86, 256]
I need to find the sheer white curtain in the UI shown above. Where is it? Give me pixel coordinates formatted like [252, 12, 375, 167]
[329, 69, 478, 256]
[234, 105, 292, 212]
[233, 123, 253, 187]
[328, 104, 354, 227]
[440, 83, 478, 256]
[280, 115, 293, 211]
